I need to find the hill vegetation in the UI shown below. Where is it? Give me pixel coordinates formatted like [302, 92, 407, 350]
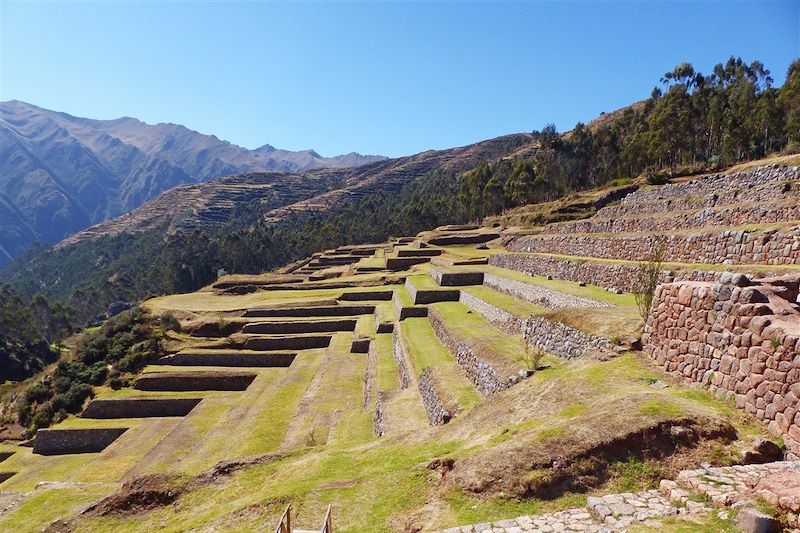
[1, 56, 798, 388]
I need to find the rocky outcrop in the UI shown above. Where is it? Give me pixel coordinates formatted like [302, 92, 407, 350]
[523, 316, 616, 360]
[643, 274, 800, 456]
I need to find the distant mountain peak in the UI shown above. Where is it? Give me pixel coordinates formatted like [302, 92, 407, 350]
[0, 100, 388, 266]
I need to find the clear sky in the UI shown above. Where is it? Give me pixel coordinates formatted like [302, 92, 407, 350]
[1, 1, 798, 158]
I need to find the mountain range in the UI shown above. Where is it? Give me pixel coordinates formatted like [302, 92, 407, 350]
[0, 100, 385, 265]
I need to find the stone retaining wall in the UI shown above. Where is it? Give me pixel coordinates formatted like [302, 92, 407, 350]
[242, 305, 374, 317]
[373, 391, 386, 436]
[523, 316, 616, 360]
[339, 290, 394, 301]
[351, 337, 371, 353]
[508, 227, 800, 265]
[429, 269, 484, 287]
[598, 165, 800, 219]
[418, 367, 451, 425]
[483, 273, 610, 308]
[241, 319, 356, 334]
[546, 200, 800, 235]
[427, 232, 500, 245]
[458, 291, 524, 336]
[643, 274, 800, 455]
[133, 371, 256, 391]
[427, 309, 515, 396]
[81, 398, 202, 418]
[489, 253, 723, 293]
[386, 257, 431, 270]
[391, 330, 411, 389]
[244, 334, 332, 351]
[397, 249, 442, 257]
[405, 278, 460, 304]
[156, 352, 296, 367]
[34, 428, 128, 455]
[392, 291, 428, 320]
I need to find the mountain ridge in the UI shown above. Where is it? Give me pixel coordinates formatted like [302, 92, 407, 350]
[0, 100, 386, 264]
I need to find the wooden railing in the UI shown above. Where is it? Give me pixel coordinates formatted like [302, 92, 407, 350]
[275, 504, 291, 533]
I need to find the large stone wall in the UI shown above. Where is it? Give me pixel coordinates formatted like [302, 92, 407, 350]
[598, 165, 800, 219]
[81, 398, 202, 418]
[244, 334, 332, 351]
[427, 309, 516, 396]
[34, 428, 128, 455]
[241, 319, 357, 334]
[523, 316, 616, 360]
[156, 352, 296, 367]
[418, 368, 451, 425]
[243, 305, 375, 318]
[489, 253, 721, 293]
[483, 273, 610, 308]
[545, 201, 800, 236]
[133, 371, 256, 391]
[405, 278, 460, 305]
[507, 227, 800, 266]
[643, 274, 800, 456]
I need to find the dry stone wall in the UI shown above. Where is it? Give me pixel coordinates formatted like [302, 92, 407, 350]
[523, 316, 616, 360]
[34, 428, 128, 455]
[391, 330, 411, 389]
[373, 391, 387, 436]
[598, 165, 800, 219]
[418, 368, 451, 425]
[483, 273, 610, 308]
[427, 309, 515, 396]
[156, 352, 296, 367]
[489, 253, 721, 293]
[458, 291, 524, 335]
[545, 200, 800, 235]
[643, 274, 800, 456]
[508, 227, 800, 265]
[81, 398, 202, 418]
[134, 371, 256, 391]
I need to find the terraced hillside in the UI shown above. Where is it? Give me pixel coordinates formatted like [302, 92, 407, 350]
[0, 164, 799, 532]
[59, 133, 537, 247]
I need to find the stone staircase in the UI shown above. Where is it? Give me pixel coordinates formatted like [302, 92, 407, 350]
[435, 461, 800, 532]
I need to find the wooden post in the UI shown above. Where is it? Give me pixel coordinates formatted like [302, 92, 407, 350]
[275, 504, 291, 533]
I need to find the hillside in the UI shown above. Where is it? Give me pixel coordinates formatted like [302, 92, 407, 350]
[0, 100, 385, 264]
[58, 133, 537, 246]
[0, 163, 798, 531]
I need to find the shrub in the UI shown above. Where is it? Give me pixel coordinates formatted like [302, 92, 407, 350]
[634, 240, 665, 321]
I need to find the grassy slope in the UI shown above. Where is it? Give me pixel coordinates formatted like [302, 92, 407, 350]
[400, 318, 481, 413]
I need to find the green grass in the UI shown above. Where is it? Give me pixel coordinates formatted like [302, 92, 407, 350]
[400, 319, 481, 412]
[463, 285, 547, 319]
[430, 301, 528, 366]
[406, 273, 441, 290]
[483, 265, 636, 306]
[374, 334, 400, 391]
[638, 399, 684, 418]
[0, 484, 114, 533]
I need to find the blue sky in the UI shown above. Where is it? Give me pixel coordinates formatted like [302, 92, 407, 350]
[1, 2, 798, 158]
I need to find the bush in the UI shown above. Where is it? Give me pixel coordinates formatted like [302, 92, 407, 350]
[634, 241, 665, 321]
[645, 171, 670, 185]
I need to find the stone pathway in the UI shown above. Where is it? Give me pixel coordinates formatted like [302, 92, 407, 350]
[434, 461, 800, 533]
